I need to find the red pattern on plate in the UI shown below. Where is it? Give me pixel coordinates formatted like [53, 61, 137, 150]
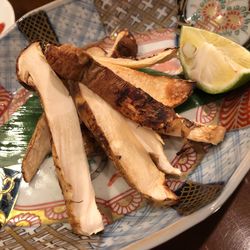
[0, 22, 5, 34]
[44, 206, 68, 220]
[108, 172, 122, 187]
[109, 190, 143, 215]
[171, 144, 197, 172]
[0, 88, 31, 126]
[220, 87, 250, 130]
[135, 29, 176, 45]
[7, 213, 41, 227]
[196, 102, 218, 124]
[0, 85, 12, 117]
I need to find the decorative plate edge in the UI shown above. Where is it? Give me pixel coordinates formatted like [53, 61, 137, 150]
[0, 0, 73, 40]
[122, 151, 250, 250]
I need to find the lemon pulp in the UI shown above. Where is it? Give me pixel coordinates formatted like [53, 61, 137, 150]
[179, 26, 250, 94]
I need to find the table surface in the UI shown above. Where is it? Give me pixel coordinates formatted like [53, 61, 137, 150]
[7, 1, 250, 249]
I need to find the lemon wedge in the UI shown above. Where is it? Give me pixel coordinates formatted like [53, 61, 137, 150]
[179, 26, 250, 94]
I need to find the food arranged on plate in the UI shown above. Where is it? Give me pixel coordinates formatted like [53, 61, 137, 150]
[12, 25, 249, 236]
[180, 26, 250, 94]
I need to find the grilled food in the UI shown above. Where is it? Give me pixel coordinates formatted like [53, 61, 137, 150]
[22, 113, 51, 182]
[70, 81, 178, 204]
[106, 29, 138, 58]
[84, 29, 137, 58]
[97, 62, 193, 107]
[45, 44, 176, 129]
[17, 42, 104, 236]
[45, 43, 225, 145]
[22, 114, 103, 183]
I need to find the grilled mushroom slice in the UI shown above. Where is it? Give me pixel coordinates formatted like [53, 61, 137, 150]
[70, 81, 178, 204]
[90, 48, 177, 69]
[46, 43, 176, 74]
[17, 42, 103, 236]
[45, 44, 176, 130]
[86, 46, 106, 57]
[22, 113, 51, 183]
[165, 116, 226, 145]
[22, 113, 103, 183]
[84, 29, 137, 58]
[45, 43, 226, 145]
[22, 114, 51, 182]
[98, 62, 193, 107]
[126, 120, 181, 176]
[107, 29, 138, 58]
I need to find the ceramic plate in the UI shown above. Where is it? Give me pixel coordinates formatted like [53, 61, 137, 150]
[0, 0, 250, 249]
[0, 0, 15, 37]
[184, 0, 250, 45]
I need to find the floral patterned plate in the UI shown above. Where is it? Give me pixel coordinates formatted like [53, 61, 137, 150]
[0, 0, 250, 249]
[184, 0, 250, 45]
[0, 0, 15, 37]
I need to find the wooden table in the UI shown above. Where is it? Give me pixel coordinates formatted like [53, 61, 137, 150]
[8, 1, 250, 249]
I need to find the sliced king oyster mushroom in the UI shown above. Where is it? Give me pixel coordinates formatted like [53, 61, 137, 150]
[16, 42, 104, 236]
[22, 113, 51, 183]
[45, 44, 176, 131]
[89, 47, 177, 69]
[84, 29, 137, 58]
[106, 29, 138, 58]
[22, 113, 104, 183]
[97, 62, 194, 108]
[126, 120, 181, 176]
[70, 81, 178, 204]
[45, 43, 226, 145]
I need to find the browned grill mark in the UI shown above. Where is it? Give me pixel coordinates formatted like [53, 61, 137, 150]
[45, 44, 176, 132]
